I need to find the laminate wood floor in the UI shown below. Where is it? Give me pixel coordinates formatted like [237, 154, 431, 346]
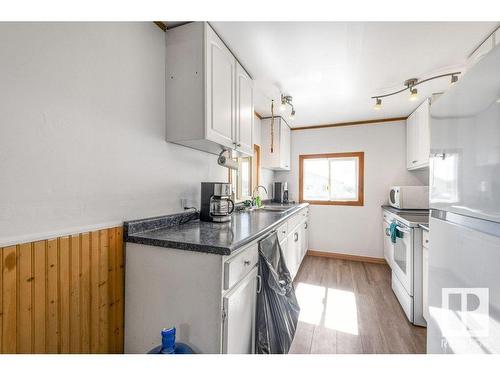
[289, 255, 426, 354]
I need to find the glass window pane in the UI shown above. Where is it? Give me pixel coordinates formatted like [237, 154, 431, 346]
[303, 159, 330, 201]
[329, 157, 358, 201]
[241, 158, 250, 198]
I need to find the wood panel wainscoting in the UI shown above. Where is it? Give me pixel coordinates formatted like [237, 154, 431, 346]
[0, 227, 124, 354]
[307, 250, 386, 265]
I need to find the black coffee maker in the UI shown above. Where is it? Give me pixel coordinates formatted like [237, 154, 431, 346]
[200, 182, 235, 222]
[273, 182, 289, 203]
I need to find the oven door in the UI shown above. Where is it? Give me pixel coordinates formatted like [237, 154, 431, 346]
[391, 222, 413, 295]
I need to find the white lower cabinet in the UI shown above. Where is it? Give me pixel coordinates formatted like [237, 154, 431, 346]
[222, 267, 258, 353]
[286, 228, 300, 277]
[283, 208, 309, 280]
[124, 205, 309, 354]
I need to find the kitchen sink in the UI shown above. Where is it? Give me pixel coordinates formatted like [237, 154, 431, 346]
[258, 206, 293, 212]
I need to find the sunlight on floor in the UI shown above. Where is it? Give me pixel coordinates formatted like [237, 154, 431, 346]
[295, 282, 359, 335]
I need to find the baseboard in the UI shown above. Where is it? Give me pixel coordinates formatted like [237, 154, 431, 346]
[307, 250, 387, 265]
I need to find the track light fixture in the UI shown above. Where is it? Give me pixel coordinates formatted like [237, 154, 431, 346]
[280, 94, 296, 120]
[409, 88, 418, 101]
[371, 72, 461, 110]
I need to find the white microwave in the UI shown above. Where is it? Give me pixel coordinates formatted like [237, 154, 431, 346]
[389, 186, 429, 209]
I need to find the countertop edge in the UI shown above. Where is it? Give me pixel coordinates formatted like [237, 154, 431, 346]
[419, 224, 429, 231]
[125, 203, 309, 255]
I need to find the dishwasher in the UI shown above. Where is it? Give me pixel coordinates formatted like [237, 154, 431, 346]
[255, 230, 300, 354]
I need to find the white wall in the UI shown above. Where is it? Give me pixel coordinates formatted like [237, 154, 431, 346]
[275, 121, 428, 258]
[0, 23, 227, 245]
[253, 115, 274, 199]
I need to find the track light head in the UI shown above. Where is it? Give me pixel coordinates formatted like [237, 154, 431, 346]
[409, 88, 418, 101]
[451, 75, 458, 84]
[374, 98, 382, 110]
[280, 97, 287, 111]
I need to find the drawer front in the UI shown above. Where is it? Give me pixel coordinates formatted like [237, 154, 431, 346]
[422, 229, 430, 249]
[277, 222, 288, 242]
[224, 243, 259, 290]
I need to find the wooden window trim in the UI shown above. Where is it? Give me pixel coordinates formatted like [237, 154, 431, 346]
[299, 152, 364, 206]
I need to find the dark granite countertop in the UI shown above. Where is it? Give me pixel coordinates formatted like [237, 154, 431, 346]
[124, 202, 309, 256]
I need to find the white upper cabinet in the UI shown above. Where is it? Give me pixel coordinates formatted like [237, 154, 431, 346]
[407, 98, 430, 170]
[235, 63, 254, 156]
[166, 22, 253, 156]
[205, 25, 236, 149]
[261, 116, 291, 170]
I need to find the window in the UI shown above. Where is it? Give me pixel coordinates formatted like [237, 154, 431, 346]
[299, 152, 364, 206]
[229, 145, 261, 202]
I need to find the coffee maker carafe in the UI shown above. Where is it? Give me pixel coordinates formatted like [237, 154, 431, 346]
[200, 182, 235, 222]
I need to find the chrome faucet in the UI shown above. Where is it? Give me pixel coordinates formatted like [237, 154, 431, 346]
[252, 185, 268, 207]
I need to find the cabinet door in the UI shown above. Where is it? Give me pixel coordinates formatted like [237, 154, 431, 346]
[280, 122, 291, 170]
[235, 63, 254, 156]
[406, 111, 417, 169]
[422, 246, 429, 322]
[417, 100, 430, 168]
[205, 24, 235, 149]
[287, 229, 301, 278]
[301, 220, 309, 259]
[261, 117, 281, 169]
[222, 267, 257, 354]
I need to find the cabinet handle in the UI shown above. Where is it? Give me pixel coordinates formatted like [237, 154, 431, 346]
[282, 230, 286, 234]
[412, 160, 417, 164]
[244, 260, 251, 266]
[304, 222, 308, 229]
[237, 143, 241, 147]
[256, 275, 262, 294]
[425, 239, 429, 244]
[294, 232, 299, 242]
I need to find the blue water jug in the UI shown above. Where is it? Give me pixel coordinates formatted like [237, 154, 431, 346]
[148, 327, 195, 354]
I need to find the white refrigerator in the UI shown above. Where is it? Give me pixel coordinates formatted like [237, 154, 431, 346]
[427, 43, 500, 353]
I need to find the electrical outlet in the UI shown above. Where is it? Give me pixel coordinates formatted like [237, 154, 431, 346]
[180, 198, 188, 209]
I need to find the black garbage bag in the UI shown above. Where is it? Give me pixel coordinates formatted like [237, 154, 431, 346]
[256, 231, 300, 354]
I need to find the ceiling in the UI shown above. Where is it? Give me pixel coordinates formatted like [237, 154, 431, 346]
[208, 22, 498, 127]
